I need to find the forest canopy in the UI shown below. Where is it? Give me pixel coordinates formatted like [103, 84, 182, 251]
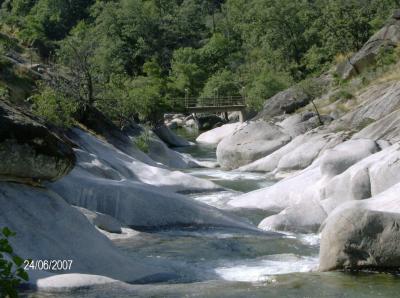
[0, 0, 398, 125]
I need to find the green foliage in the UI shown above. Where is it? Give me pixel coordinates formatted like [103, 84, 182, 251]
[246, 70, 291, 110]
[375, 45, 400, 69]
[134, 127, 151, 153]
[200, 69, 239, 98]
[169, 47, 207, 97]
[32, 85, 78, 127]
[0, 85, 9, 100]
[296, 78, 326, 101]
[98, 60, 168, 126]
[329, 88, 354, 103]
[1, 0, 94, 55]
[0, 227, 29, 298]
[2, 0, 399, 121]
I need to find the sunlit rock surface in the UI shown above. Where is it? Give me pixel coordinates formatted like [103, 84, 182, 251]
[196, 123, 244, 145]
[0, 182, 177, 284]
[49, 129, 265, 231]
[217, 121, 291, 170]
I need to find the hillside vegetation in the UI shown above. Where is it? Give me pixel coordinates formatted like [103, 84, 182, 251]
[0, 0, 399, 126]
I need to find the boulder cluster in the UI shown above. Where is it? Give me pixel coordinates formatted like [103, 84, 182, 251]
[196, 11, 400, 272]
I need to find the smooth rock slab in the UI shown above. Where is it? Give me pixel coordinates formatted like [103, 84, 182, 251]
[319, 207, 400, 271]
[216, 121, 291, 170]
[0, 182, 176, 283]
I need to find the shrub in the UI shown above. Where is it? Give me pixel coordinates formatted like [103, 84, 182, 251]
[0, 86, 9, 100]
[375, 45, 400, 69]
[0, 227, 29, 298]
[31, 86, 78, 128]
[329, 89, 354, 103]
[134, 128, 151, 153]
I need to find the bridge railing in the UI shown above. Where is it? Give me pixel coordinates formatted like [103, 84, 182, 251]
[170, 96, 246, 109]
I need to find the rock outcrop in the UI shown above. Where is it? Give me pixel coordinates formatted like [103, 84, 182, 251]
[337, 12, 400, 80]
[255, 87, 309, 120]
[216, 121, 291, 170]
[255, 76, 332, 120]
[319, 207, 400, 271]
[0, 100, 75, 184]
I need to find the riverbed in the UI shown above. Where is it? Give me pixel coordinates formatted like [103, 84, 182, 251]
[23, 129, 400, 297]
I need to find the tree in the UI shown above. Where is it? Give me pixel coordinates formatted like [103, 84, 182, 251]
[200, 69, 239, 98]
[296, 78, 327, 125]
[55, 21, 98, 112]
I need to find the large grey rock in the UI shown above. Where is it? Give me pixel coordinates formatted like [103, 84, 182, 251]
[320, 139, 379, 178]
[320, 143, 400, 213]
[255, 75, 332, 120]
[239, 130, 347, 173]
[123, 123, 200, 169]
[276, 131, 346, 172]
[229, 166, 321, 212]
[259, 197, 327, 233]
[255, 87, 310, 120]
[277, 112, 319, 138]
[196, 122, 244, 145]
[319, 207, 400, 271]
[216, 121, 291, 170]
[337, 17, 400, 80]
[0, 100, 75, 184]
[0, 182, 177, 284]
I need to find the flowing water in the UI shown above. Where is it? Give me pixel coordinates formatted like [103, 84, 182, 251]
[23, 128, 400, 297]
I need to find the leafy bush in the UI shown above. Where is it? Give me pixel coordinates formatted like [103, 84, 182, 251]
[0, 227, 29, 298]
[32, 86, 78, 128]
[375, 45, 400, 69]
[134, 128, 151, 153]
[329, 88, 354, 103]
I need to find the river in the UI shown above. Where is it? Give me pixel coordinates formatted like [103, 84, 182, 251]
[23, 129, 400, 297]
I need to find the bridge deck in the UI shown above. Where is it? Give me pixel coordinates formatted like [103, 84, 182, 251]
[186, 105, 246, 113]
[171, 96, 246, 113]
